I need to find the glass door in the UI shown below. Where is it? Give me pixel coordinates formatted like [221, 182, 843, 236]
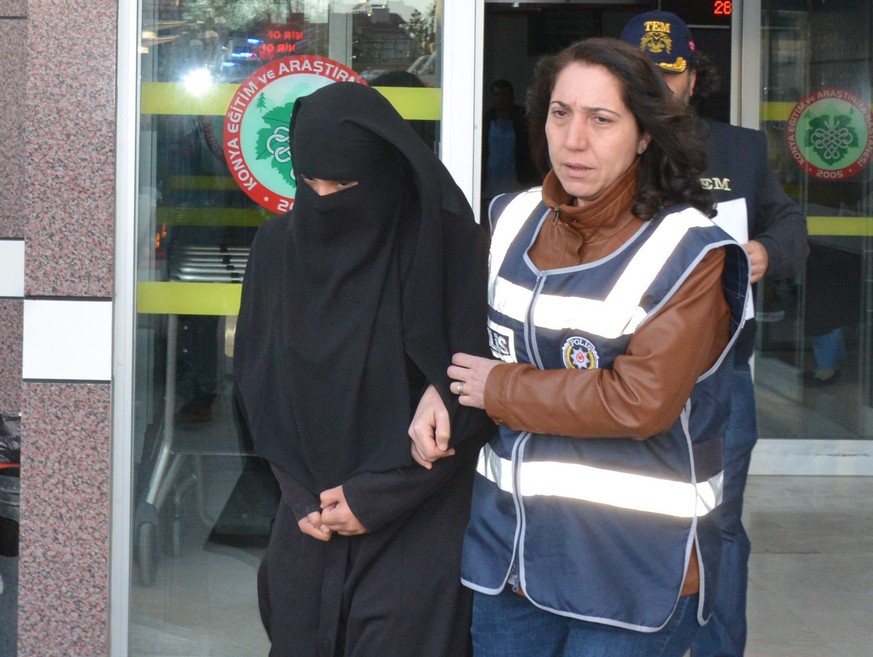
[128, 2, 447, 654]
[478, 0, 873, 473]
[754, 0, 873, 471]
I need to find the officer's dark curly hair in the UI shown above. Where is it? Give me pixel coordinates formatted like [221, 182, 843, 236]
[526, 37, 714, 220]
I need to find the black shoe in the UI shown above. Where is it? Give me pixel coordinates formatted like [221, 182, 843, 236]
[175, 398, 214, 425]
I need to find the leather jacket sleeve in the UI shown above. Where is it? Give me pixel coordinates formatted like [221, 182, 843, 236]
[483, 248, 731, 439]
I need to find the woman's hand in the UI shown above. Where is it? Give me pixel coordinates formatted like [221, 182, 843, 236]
[320, 485, 367, 536]
[409, 384, 455, 469]
[298, 510, 332, 542]
[448, 353, 501, 410]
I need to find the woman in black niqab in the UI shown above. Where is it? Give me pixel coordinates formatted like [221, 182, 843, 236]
[234, 82, 494, 657]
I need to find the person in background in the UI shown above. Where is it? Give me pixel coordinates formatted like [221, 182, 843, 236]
[620, 11, 809, 657]
[481, 79, 539, 217]
[806, 325, 846, 385]
[803, 238, 859, 387]
[234, 82, 493, 657]
[410, 37, 749, 657]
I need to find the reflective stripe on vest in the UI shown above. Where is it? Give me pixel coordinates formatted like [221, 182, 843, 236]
[488, 189, 543, 303]
[476, 443, 723, 518]
[490, 196, 716, 339]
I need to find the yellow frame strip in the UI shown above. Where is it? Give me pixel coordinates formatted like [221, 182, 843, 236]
[807, 216, 873, 236]
[136, 218, 873, 317]
[137, 281, 241, 316]
[156, 207, 269, 227]
[761, 101, 873, 122]
[151, 208, 873, 235]
[141, 82, 441, 120]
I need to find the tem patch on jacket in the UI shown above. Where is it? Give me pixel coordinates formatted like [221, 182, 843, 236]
[488, 320, 516, 362]
[562, 336, 599, 370]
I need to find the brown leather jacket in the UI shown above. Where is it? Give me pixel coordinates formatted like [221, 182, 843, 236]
[483, 165, 731, 596]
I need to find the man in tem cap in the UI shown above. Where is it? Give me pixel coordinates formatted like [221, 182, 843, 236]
[620, 10, 696, 74]
[621, 10, 809, 657]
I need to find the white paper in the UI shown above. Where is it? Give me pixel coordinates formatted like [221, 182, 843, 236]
[713, 198, 754, 321]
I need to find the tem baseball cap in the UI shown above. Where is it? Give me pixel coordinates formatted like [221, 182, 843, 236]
[619, 10, 696, 74]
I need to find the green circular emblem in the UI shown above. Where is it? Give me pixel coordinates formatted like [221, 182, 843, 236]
[223, 55, 366, 213]
[786, 88, 873, 180]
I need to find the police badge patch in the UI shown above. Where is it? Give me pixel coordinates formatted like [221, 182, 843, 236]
[562, 336, 599, 370]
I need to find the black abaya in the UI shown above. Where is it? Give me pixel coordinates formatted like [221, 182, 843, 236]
[234, 82, 494, 657]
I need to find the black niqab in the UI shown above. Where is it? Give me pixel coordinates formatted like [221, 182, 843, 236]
[234, 82, 491, 494]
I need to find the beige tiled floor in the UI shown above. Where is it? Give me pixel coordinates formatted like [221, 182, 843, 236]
[128, 474, 873, 656]
[744, 476, 873, 657]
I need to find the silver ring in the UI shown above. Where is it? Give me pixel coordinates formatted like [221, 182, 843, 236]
[457, 382, 464, 395]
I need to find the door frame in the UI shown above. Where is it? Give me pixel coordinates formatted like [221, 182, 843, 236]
[111, 0, 138, 653]
[441, 0, 486, 219]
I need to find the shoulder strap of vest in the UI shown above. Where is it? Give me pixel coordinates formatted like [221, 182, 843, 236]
[490, 190, 545, 284]
[653, 207, 750, 380]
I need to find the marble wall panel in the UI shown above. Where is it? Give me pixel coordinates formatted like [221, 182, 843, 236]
[23, 0, 117, 297]
[0, 18, 27, 236]
[15, 3, 118, 654]
[0, 2, 26, 18]
[17, 382, 111, 657]
[0, 299, 22, 413]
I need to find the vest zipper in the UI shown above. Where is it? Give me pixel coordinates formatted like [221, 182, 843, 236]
[508, 563, 521, 594]
[508, 433, 530, 596]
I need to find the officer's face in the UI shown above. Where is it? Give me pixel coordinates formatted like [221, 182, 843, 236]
[546, 62, 650, 205]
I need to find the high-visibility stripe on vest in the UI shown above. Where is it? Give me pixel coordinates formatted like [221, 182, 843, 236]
[476, 443, 723, 518]
[462, 191, 749, 632]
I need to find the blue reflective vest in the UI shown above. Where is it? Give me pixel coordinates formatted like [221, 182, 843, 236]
[462, 190, 749, 631]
